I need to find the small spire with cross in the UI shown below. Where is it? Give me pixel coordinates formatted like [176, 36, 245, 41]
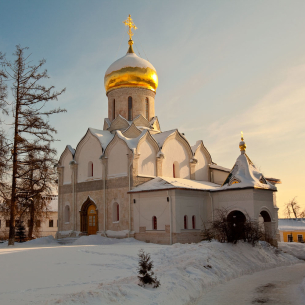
[123, 14, 137, 53]
[239, 131, 247, 153]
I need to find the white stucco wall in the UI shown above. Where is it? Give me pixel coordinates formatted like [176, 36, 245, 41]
[76, 134, 103, 182]
[108, 139, 128, 177]
[162, 138, 190, 179]
[194, 147, 209, 181]
[62, 151, 73, 185]
[133, 191, 169, 232]
[211, 189, 278, 239]
[40, 211, 58, 237]
[174, 190, 208, 233]
[138, 140, 157, 176]
[212, 169, 228, 185]
[132, 190, 210, 234]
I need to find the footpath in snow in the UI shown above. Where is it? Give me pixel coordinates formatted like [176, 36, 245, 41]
[0, 236, 302, 305]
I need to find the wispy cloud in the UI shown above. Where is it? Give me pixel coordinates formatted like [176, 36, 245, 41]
[182, 63, 305, 160]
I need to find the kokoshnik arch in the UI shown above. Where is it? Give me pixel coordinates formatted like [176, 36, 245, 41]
[56, 15, 281, 245]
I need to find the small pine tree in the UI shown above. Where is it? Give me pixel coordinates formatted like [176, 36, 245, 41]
[137, 249, 160, 288]
[15, 221, 26, 243]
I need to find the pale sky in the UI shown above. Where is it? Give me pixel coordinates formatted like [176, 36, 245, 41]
[1, 0, 305, 217]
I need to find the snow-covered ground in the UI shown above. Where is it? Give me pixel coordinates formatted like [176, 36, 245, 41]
[0, 236, 302, 305]
[197, 263, 305, 305]
[279, 241, 305, 260]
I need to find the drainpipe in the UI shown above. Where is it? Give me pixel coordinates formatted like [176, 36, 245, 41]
[209, 192, 214, 222]
[99, 156, 107, 236]
[167, 190, 172, 245]
[128, 154, 134, 238]
[103, 161, 106, 236]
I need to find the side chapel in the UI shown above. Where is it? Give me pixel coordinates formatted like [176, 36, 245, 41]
[56, 16, 281, 245]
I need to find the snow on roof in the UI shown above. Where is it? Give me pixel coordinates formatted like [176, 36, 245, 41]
[265, 177, 282, 184]
[104, 118, 111, 128]
[151, 129, 176, 148]
[212, 153, 276, 192]
[209, 164, 231, 172]
[129, 176, 220, 193]
[278, 218, 305, 231]
[105, 52, 156, 76]
[67, 145, 75, 156]
[116, 129, 148, 152]
[89, 128, 114, 150]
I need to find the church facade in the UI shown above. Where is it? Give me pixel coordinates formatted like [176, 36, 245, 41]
[56, 16, 280, 245]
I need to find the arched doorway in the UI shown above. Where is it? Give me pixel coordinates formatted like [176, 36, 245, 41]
[260, 210, 272, 240]
[80, 198, 98, 235]
[227, 210, 246, 241]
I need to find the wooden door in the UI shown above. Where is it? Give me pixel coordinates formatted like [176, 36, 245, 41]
[87, 205, 97, 235]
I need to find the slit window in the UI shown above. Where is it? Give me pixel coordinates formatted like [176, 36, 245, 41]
[113, 99, 116, 120]
[192, 215, 196, 229]
[152, 216, 157, 230]
[173, 162, 180, 178]
[65, 205, 70, 223]
[113, 202, 119, 222]
[128, 96, 133, 121]
[145, 97, 149, 120]
[88, 161, 93, 177]
[184, 215, 188, 229]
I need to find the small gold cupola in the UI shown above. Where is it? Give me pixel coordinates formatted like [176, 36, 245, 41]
[239, 131, 247, 154]
[104, 15, 158, 95]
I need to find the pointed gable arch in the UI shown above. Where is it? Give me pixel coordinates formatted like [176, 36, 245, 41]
[59, 145, 75, 166]
[136, 131, 159, 154]
[133, 114, 151, 128]
[74, 129, 104, 162]
[59, 145, 75, 185]
[162, 130, 193, 159]
[104, 133, 132, 178]
[108, 115, 130, 132]
[192, 140, 212, 164]
[74, 129, 104, 182]
[193, 141, 212, 181]
[136, 131, 159, 177]
[122, 123, 142, 138]
[161, 130, 193, 179]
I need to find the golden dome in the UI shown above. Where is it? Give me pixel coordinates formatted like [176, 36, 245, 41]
[104, 42, 158, 94]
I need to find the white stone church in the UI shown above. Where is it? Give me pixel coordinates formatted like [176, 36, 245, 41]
[56, 17, 280, 245]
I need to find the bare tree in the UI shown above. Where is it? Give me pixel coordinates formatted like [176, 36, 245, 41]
[284, 197, 305, 219]
[0, 45, 66, 245]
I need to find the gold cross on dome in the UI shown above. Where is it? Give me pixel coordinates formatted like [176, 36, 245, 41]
[123, 14, 137, 40]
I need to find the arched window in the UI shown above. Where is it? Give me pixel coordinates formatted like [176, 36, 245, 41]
[112, 202, 119, 222]
[184, 215, 188, 229]
[152, 216, 157, 230]
[192, 215, 196, 229]
[113, 99, 116, 120]
[64, 205, 70, 223]
[173, 162, 180, 178]
[145, 97, 149, 120]
[88, 161, 93, 177]
[128, 96, 132, 121]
